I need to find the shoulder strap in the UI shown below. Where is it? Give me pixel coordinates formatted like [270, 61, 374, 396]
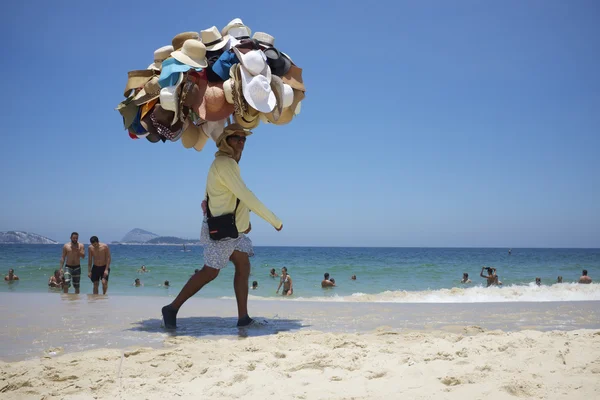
[206, 194, 240, 218]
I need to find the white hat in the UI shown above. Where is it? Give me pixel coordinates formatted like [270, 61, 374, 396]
[252, 32, 275, 47]
[159, 73, 184, 126]
[200, 26, 230, 51]
[221, 18, 252, 37]
[240, 72, 276, 113]
[233, 48, 271, 81]
[171, 40, 208, 69]
[148, 45, 174, 71]
[282, 84, 294, 108]
[202, 119, 226, 143]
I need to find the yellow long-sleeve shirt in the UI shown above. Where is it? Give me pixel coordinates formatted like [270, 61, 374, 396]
[206, 156, 282, 232]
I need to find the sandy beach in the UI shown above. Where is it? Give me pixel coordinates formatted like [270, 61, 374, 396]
[1, 294, 599, 399]
[1, 328, 599, 399]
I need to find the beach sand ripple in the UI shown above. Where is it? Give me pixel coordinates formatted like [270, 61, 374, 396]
[1, 329, 599, 399]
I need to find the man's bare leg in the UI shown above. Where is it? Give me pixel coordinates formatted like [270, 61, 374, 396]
[93, 282, 99, 295]
[63, 285, 69, 294]
[170, 266, 220, 310]
[230, 250, 251, 323]
[101, 279, 108, 295]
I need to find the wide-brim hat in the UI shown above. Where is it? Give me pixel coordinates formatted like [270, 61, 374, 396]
[201, 26, 231, 51]
[234, 112, 260, 130]
[148, 45, 174, 71]
[172, 32, 200, 51]
[159, 58, 203, 88]
[159, 72, 185, 126]
[239, 66, 276, 113]
[260, 75, 285, 123]
[203, 119, 227, 143]
[221, 18, 252, 37]
[123, 69, 156, 98]
[133, 76, 161, 106]
[197, 82, 234, 121]
[116, 97, 139, 130]
[282, 64, 305, 92]
[272, 89, 305, 125]
[171, 40, 208, 69]
[233, 48, 271, 81]
[217, 122, 253, 144]
[252, 32, 275, 48]
[181, 122, 202, 149]
[264, 47, 291, 77]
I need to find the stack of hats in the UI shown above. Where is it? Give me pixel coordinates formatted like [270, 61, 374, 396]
[116, 18, 305, 152]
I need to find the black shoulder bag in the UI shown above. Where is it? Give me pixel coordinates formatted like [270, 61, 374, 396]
[206, 195, 241, 241]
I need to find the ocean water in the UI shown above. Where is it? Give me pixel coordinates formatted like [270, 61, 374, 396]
[1, 244, 599, 302]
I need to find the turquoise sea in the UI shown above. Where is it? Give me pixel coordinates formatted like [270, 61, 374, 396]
[1, 244, 599, 302]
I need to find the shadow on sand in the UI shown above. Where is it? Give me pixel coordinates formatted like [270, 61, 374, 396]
[127, 315, 307, 339]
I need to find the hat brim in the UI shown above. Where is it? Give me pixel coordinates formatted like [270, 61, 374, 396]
[273, 89, 305, 125]
[282, 65, 305, 92]
[181, 123, 201, 148]
[239, 67, 276, 113]
[234, 114, 260, 129]
[171, 51, 208, 69]
[193, 126, 210, 151]
[205, 35, 231, 51]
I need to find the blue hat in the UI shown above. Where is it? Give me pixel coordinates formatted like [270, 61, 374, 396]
[159, 58, 203, 88]
[211, 50, 240, 81]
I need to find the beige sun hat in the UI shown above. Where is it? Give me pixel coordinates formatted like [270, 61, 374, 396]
[252, 32, 275, 47]
[200, 26, 231, 51]
[148, 45, 174, 71]
[181, 122, 201, 148]
[172, 32, 200, 51]
[132, 76, 161, 106]
[259, 75, 285, 123]
[171, 40, 208, 68]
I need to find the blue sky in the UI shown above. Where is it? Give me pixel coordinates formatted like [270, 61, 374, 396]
[0, 0, 598, 247]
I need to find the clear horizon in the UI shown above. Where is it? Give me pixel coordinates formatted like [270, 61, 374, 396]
[1, 1, 599, 248]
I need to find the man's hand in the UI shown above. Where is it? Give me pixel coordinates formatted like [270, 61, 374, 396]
[103, 270, 108, 278]
[276, 224, 283, 232]
[88, 272, 92, 279]
[244, 223, 252, 234]
[201, 199, 207, 216]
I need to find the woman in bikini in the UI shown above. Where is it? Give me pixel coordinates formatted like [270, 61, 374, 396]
[276, 267, 293, 296]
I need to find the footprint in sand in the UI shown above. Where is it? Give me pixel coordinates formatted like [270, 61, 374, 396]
[440, 376, 462, 386]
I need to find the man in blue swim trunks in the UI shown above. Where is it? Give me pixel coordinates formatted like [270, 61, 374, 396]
[60, 232, 85, 294]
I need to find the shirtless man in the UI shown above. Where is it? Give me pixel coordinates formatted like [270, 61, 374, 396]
[321, 272, 335, 288]
[461, 273, 472, 284]
[88, 236, 111, 294]
[579, 269, 592, 284]
[4, 269, 19, 281]
[60, 232, 85, 294]
[480, 266, 499, 287]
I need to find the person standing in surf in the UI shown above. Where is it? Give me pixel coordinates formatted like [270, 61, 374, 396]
[60, 232, 85, 294]
[161, 124, 283, 329]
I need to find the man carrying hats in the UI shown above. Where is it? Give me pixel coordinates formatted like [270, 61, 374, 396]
[161, 123, 283, 329]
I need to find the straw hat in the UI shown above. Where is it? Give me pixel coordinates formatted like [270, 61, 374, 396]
[148, 45, 174, 71]
[171, 40, 208, 69]
[197, 82, 234, 121]
[221, 18, 252, 37]
[234, 112, 260, 130]
[133, 77, 161, 106]
[273, 89, 305, 125]
[123, 69, 156, 98]
[282, 64, 305, 92]
[172, 32, 199, 51]
[252, 32, 275, 47]
[201, 26, 230, 51]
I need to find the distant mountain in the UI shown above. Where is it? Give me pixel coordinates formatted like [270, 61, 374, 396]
[121, 228, 159, 243]
[145, 236, 199, 245]
[0, 231, 58, 244]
